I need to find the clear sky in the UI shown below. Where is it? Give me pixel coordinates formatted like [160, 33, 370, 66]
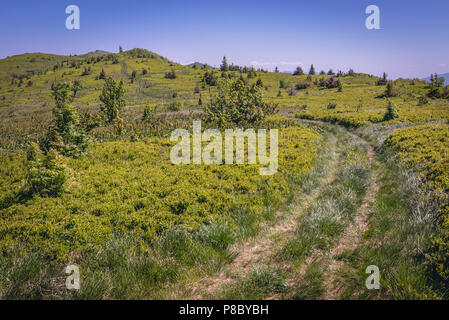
[1, 0, 448, 79]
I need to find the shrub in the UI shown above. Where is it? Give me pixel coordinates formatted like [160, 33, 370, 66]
[164, 69, 177, 79]
[202, 70, 217, 86]
[205, 79, 278, 127]
[308, 64, 315, 75]
[72, 80, 81, 97]
[99, 69, 106, 80]
[25, 144, 67, 197]
[327, 103, 337, 109]
[377, 72, 388, 85]
[418, 96, 429, 105]
[194, 82, 201, 94]
[383, 99, 399, 121]
[295, 81, 310, 90]
[99, 78, 126, 124]
[293, 66, 304, 76]
[41, 82, 89, 157]
[288, 86, 297, 96]
[384, 80, 399, 97]
[279, 79, 286, 88]
[142, 105, 155, 122]
[220, 56, 229, 72]
[168, 101, 183, 112]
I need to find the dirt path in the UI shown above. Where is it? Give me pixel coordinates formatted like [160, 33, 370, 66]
[187, 130, 342, 299]
[322, 144, 379, 299]
[182, 124, 381, 300]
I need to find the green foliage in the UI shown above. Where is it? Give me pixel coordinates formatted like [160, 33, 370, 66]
[168, 100, 183, 111]
[279, 79, 286, 88]
[41, 82, 88, 157]
[25, 144, 67, 197]
[327, 102, 337, 109]
[142, 104, 155, 122]
[384, 124, 449, 293]
[164, 68, 177, 79]
[383, 99, 399, 121]
[204, 79, 278, 127]
[99, 77, 126, 123]
[0, 126, 322, 267]
[428, 73, 449, 99]
[308, 64, 315, 75]
[220, 56, 229, 72]
[293, 66, 303, 76]
[202, 70, 217, 86]
[385, 80, 398, 97]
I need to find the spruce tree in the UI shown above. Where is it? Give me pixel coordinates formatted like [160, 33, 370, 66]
[383, 99, 399, 121]
[41, 82, 88, 157]
[220, 56, 229, 72]
[309, 64, 315, 75]
[99, 78, 126, 124]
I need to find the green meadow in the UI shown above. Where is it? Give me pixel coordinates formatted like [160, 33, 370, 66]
[0, 49, 448, 299]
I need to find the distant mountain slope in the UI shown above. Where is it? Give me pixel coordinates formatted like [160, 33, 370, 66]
[0, 53, 68, 78]
[422, 72, 449, 85]
[86, 50, 112, 57]
[187, 62, 210, 68]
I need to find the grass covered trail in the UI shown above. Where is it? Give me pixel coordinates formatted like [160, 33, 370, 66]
[169, 121, 444, 300]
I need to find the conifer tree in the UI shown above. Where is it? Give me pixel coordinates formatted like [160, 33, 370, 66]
[220, 56, 229, 72]
[293, 66, 304, 76]
[309, 64, 315, 75]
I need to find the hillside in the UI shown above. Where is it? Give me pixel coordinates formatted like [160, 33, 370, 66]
[1, 49, 449, 151]
[0, 48, 449, 300]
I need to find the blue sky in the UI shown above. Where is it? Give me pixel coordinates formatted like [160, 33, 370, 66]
[1, 0, 448, 79]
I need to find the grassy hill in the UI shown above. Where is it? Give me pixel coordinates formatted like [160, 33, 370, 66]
[0, 48, 448, 299]
[1, 49, 448, 151]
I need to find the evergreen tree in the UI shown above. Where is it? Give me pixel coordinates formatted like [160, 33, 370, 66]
[385, 80, 397, 97]
[41, 82, 88, 157]
[309, 64, 315, 75]
[279, 79, 286, 88]
[293, 66, 304, 76]
[220, 56, 229, 72]
[119, 46, 123, 53]
[194, 82, 201, 94]
[99, 78, 126, 124]
[383, 99, 399, 121]
[274, 66, 279, 73]
[337, 80, 343, 92]
[72, 80, 82, 97]
[99, 69, 106, 80]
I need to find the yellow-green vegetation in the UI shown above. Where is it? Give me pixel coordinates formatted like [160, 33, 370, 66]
[0, 125, 321, 258]
[384, 124, 449, 289]
[1, 49, 449, 299]
[385, 124, 448, 195]
[2, 50, 449, 151]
